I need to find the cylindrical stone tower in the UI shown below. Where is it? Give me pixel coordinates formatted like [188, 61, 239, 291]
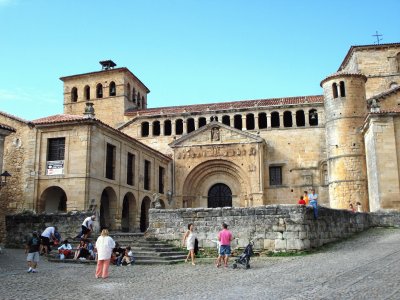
[320, 72, 369, 210]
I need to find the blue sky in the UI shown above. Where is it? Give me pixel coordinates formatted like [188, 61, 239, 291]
[0, 0, 399, 121]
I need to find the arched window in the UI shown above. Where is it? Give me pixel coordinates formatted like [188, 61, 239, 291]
[283, 111, 292, 127]
[210, 115, 218, 122]
[234, 115, 242, 130]
[271, 111, 280, 128]
[222, 115, 230, 126]
[390, 82, 398, 89]
[258, 112, 267, 129]
[309, 109, 318, 126]
[71, 87, 78, 102]
[109, 81, 116, 96]
[137, 92, 141, 108]
[152, 121, 160, 136]
[96, 83, 103, 98]
[332, 83, 338, 98]
[397, 52, 400, 72]
[296, 110, 305, 127]
[175, 119, 183, 135]
[339, 81, 346, 97]
[132, 87, 136, 103]
[246, 113, 255, 130]
[164, 120, 172, 136]
[127, 83, 131, 101]
[187, 118, 195, 133]
[141, 122, 149, 137]
[84, 85, 90, 100]
[321, 162, 328, 186]
[198, 117, 206, 128]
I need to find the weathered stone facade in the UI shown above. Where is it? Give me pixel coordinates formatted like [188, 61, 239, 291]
[147, 206, 399, 251]
[1, 43, 400, 243]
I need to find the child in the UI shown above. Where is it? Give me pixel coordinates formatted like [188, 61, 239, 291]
[25, 231, 40, 273]
[58, 239, 72, 260]
[298, 196, 306, 205]
[118, 246, 135, 266]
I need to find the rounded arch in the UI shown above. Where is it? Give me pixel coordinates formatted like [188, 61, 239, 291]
[39, 186, 67, 213]
[121, 192, 137, 232]
[140, 196, 151, 232]
[71, 87, 78, 102]
[84, 85, 90, 100]
[109, 81, 116, 96]
[96, 83, 103, 98]
[182, 159, 249, 208]
[208, 183, 232, 208]
[99, 187, 117, 230]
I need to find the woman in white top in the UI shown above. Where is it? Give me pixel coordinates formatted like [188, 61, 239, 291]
[95, 229, 115, 279]
[182, 223, 196, 265]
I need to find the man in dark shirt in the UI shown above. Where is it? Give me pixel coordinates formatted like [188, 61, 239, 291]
[25, 231, 41, 273]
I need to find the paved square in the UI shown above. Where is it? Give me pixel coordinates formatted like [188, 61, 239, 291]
[0, 228, 399, 300]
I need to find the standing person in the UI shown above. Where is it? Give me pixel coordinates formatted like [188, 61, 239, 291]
[216, 223, 233, 268]
[182, 223, 196, 266]
[25, 231, 40, 273]
[308, 190, 319, 220]
[303, 191, 309, 205]
[95, 229, 115, 279]
[349, 203, 355, 213]
[76, 215, 96, 239]
[40, 226, 57, 255]
[356, 202, 363, 212]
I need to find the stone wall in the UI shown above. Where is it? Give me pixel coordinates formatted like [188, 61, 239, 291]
[4, 212, 94, 248]
[148, 205, 374, 251]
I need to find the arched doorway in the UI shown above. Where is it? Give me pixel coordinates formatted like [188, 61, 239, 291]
[100, 187, 117, 230]
[121, 193, 136, 232]
[140, 197, 151, 232]
[40, 186, 67, 213]
[208, 183, 232, 208]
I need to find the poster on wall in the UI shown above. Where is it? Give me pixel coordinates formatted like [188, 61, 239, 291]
[46, 160, 64, 175]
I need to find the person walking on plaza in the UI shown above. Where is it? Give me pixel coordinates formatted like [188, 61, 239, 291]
[40, 226, 58, 255]
[76, 215, 96, 239]
[216, 223, 233, 268]
[25, 231, 40, 273]
[95, 229, 115, 279]
[182, 223, 196, 265]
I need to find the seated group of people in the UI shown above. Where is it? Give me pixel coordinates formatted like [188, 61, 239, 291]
[57, 239, 96, 260]
[111, 242, 135, 266]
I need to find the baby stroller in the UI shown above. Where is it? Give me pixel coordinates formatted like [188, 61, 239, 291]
[232, 241, 254, 269]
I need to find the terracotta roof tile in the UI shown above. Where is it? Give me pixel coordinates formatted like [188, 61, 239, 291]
[0, 111, 31, 125]
[0, 122, 16, 132]
[369, 86, 400, 101]
[32, 114, 87, 125]
[320, 72, 367, 87]
[125, 95, 324, 117]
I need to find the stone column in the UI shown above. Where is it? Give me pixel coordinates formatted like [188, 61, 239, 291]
[305, 111, 310, 127]
[160, 121, 164, 136]
[279, 113, 284, 128]
[183, 119, 187, 135]
[149, 122, 153, 136]
[291, 111, 296, 127]
[242, 115, 247, 130]
[254, 114, 259, 130]
[267, 113, 271, 128]
[171, 120, 176, 135]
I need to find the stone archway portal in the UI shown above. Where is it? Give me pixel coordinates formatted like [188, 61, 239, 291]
[208, 183, 232, 208]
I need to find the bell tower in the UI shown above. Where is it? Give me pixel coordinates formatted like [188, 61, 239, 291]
[321, 72, 369, 210]
[60, 60, 150, 128]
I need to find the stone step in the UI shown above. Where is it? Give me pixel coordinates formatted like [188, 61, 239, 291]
[134, 251, 186, 257]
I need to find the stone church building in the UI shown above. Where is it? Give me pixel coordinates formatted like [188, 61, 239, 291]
[0, 43, 400, 237]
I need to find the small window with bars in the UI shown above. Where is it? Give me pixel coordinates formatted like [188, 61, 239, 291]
[47, 138, 65, 161]
[269, 166, 282, 186]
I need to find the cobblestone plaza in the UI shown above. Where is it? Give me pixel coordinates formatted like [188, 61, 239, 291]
[0, 228, 399, 300]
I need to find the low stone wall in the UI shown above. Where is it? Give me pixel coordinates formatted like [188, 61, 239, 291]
[147, 205, 373, 251]
[5, 211, 95, 248]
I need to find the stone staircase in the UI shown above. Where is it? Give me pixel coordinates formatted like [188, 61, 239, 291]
[48, 232, 187, 265]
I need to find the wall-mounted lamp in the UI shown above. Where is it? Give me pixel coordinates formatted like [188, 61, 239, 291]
[0, 171, 11, 189]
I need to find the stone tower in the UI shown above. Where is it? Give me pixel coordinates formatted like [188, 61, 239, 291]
[60, 60, 150, 128]
[321, 72, 369, 210]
